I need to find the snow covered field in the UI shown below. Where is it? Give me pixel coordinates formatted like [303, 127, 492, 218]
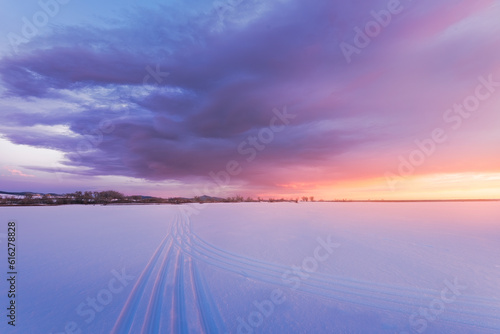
[1, 202, 499, 333]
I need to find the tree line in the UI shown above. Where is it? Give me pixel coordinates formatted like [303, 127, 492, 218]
[0, 191, 128, 205]
[0, 191, 320, 206]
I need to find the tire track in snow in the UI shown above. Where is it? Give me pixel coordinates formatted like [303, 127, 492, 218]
[173, 251, 189, 334]
[110, 212, 499, 333]
[110, 231, 171, 334]
[181, 213, 498, 303]
[191, 260, 228, 334]
[140, 237, 174, 334]
[187, 217, 499, 307]
[177, 217, 430, 313]
[184, 223, 500, 330]
[176, 217, 229, 334]
[178, 214, 500, 331]
[171, 215, 227, 333]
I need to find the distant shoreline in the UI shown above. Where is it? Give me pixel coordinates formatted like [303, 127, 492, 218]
[1, 198, 499, 207]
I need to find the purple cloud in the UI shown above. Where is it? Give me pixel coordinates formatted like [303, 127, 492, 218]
[1, 0, 499, 196]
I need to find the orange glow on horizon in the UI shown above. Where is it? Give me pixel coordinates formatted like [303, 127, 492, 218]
[260, 172, 500, 201]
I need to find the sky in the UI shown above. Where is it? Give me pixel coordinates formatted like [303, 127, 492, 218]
[0, 0, 499, 200]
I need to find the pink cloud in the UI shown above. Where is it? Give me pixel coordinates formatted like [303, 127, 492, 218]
[5, 167, 35, 178]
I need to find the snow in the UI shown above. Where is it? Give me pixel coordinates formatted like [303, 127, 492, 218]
[0, 202, 499, 333]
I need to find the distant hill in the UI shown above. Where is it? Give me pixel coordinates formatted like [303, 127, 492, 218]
[0, 191, 63, 196]
[197, 195, 226, 202]
[0, 191, 35, 196]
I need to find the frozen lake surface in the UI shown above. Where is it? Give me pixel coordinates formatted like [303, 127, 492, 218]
[1, 202, 499, 333]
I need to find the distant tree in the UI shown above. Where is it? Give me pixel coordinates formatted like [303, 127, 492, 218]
[92, 191, 101, 204]
[310, 196, 314, 202]
[83, 191, 94, 204]
[21, 193, 34, 205]
[129, 195, 142, 202]
[41, 194, 52, 205]
[98, 190, 124, 204]
[301, 196, 309, 202]
[72, 191, 83, 204]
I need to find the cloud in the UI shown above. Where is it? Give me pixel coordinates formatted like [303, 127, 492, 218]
[5, 167, 35, 178]
[0, 0, 499, 195]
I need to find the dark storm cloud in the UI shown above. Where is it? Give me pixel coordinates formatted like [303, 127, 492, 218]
[3, 0, 493, 189]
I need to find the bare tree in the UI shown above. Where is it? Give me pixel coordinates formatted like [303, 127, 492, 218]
[21, 193, 34, 205]
[83, 191, 94, 204]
